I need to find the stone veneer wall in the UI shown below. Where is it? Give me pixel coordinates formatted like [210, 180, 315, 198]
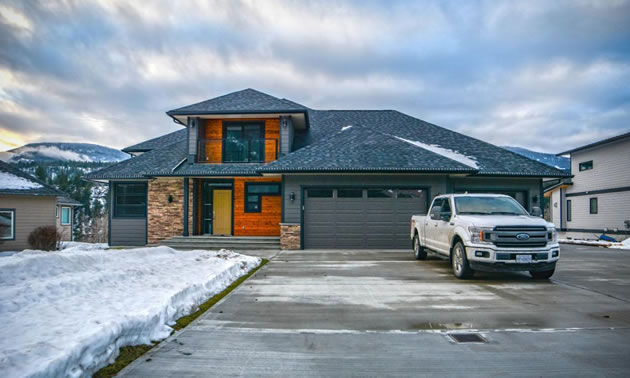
[147, 178, 193, 245]
[280, 223, 301, 250]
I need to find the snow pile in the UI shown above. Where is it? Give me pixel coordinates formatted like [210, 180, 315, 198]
[0, 171, 43, 190]
[609, 238, 630, 250]
[395, 137, 479, 169]
[0, 246, 260, 378]
[559, 238, 612, 247]
[341, 125, 353, 131]
[60, 241, 109, 251]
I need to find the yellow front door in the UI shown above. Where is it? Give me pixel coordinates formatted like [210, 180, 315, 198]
[212, 189, 232, 235]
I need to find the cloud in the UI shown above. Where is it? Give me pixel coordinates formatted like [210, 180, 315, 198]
[0, 0, 629, 152]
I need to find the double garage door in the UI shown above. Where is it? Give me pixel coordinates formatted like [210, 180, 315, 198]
[304, 187, 428, 249]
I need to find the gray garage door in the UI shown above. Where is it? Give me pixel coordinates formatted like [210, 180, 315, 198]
[304, 188, 428, 249]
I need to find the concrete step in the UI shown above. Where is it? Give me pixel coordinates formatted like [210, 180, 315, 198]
[160, 236, 281, 251]
[161, 242, 280, 250]
[168, 236, 280, 243]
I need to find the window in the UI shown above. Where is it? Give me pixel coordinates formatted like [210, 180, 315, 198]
[245, 183, 280, 212]
[338, 189, 363, 198]
[223, 122, 265, 163]
[567, 200, 572, 221]
[0, 209, 15, 240]
[397, 189, 425, 199]
[454, 196, 527, 216]
[113, 183, 147, 218]
[306, 189, 333, 198]
[61, 207, 71, 225]
[429, 199, 443, 217]
[579, 160, 593, 171]
[590, 198, 598, 214]
[367, 189, 394, 198]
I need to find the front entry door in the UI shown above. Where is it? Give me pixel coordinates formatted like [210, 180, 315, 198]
[212, 189, 232, 235]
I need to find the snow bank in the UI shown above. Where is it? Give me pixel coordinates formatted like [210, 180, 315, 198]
[0, 246, 260, 378]
[609, 238, 630, 250]
[60, 241, 108, 251]
[395, 137, 479, 169]
[560, 238, 630, 250]
[0, 171, 43, 190]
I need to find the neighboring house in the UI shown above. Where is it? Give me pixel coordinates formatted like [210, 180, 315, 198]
[0, 161, 65, 251]
[86, 88, 569, 249]
[56, 196, 82, 241]
[547, 131, 630, 240]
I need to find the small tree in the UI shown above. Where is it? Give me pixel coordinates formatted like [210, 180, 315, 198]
[27, 226, 62, 251]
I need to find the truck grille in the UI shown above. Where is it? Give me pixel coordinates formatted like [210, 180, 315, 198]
[492, 226, 549, 248]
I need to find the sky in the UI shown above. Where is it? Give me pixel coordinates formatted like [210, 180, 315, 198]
[1, 0, 629, 153]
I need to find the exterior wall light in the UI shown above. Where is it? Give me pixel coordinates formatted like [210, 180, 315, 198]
[290, 192, 295, 202]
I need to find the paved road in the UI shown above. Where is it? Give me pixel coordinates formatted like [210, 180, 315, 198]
[121, 244, 630, 377]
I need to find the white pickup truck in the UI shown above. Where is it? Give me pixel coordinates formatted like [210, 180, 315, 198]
[410, 193, 559, 279]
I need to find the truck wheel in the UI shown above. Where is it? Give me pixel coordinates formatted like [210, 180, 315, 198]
[413, 233, 427, 260]
[530, 269, 555, 279]
[452, 241, 474, 279]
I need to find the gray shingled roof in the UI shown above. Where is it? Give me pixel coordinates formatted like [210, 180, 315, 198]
[261, 126, 477, 173]
[87, 89, 570, 179]
[167, 88, 306, 115]
[57, 196, 83, 206]
[0, 161, 63, 196]
[123, 129, 187, 153]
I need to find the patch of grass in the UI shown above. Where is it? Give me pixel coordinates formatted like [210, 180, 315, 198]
[93, 258, 268, 378]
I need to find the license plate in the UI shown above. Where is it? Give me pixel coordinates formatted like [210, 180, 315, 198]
[516, 254, 532, 263]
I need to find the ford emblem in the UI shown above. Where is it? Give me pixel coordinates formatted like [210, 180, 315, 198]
[516, 233, 530, 240]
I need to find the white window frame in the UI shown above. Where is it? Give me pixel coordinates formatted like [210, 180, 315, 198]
[0, 209, 15, 240]
[56, 205, 59, 218]
[60, 206, 71, 226]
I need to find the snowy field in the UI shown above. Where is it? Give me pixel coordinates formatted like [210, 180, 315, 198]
[0, 245, 260, 378]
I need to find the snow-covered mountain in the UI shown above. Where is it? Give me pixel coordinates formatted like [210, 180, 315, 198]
[503, 146, 570, 170]
[2, 142, 129, 163]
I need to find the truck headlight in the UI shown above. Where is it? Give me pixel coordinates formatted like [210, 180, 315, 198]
[469, 227, 493, 244]
[547, 228, 558, 242]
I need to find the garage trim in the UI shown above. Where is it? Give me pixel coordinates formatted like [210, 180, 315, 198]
[300, 184, 431, 249]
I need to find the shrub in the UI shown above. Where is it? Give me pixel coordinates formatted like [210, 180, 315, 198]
[28, 226, 62, 251]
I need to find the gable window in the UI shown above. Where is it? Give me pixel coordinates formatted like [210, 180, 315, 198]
[579, 160, 593, 171]
[61, 207, 71, 225]
[223, 122, 265, 163]
[113, 183, 147, 218]
[567, 200, 572, 221]
[245, 183, 280, 212]
[0, 209, 15, 240]
[589, 198, 598, 214]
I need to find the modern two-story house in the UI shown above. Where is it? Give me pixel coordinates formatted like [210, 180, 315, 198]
[547, 131, 630, 240]
[86, 89, 569, 249]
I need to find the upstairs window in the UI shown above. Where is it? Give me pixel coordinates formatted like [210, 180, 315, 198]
[245, 183, 280, 212]
[0, 209, 15, 240]
[567, 200, 572, 221]
[579, 160, 593, 171]
[223, 122, 265, 163]
[113, 183, 147, 218]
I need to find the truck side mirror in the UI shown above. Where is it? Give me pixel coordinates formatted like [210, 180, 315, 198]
[430, 209, 440, 220]
[531, 207, 543, 217]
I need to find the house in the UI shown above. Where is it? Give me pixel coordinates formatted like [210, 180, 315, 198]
[547, 131, 630, 240]
[86, 88, 569, 249]
[0, 161, 80, 251]
[55, 195, 82, 241]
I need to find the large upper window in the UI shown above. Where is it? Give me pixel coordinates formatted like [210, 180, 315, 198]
[0, 209, 15, 240]
[113, 183, 147, 218]
[454, 196, 528, 216]
[579, 160, 593, 171]
[60, 207, 71, 225]
[245, 183, 280, 212]
[223, 122, 265, 163]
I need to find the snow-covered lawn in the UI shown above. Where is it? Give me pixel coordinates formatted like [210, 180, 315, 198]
[0, 245, 260, 378]
[560, 238, 630, 250]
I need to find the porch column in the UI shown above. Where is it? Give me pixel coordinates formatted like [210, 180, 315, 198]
[183, 177, 189, 236]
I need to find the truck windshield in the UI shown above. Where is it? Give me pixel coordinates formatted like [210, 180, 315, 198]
[454, 196, 528, 216]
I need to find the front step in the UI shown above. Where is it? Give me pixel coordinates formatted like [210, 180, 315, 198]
[159, 236, 281, 251]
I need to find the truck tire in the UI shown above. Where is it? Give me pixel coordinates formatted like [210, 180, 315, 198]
[530, 269, 555, 279]
[452, 241, 474, 279]
[413, 233, 427, 260]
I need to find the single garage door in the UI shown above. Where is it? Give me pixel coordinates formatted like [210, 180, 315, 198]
[304, 187, 428, 249]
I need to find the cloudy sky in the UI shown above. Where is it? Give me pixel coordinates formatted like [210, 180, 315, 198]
[1, 0, 629, 153]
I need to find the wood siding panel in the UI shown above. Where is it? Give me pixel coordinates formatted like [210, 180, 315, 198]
[203, 119, 223, 163]
[0, 195, 56, 251]
[264, 119, 280, 162]
[233, 177, 282, 236]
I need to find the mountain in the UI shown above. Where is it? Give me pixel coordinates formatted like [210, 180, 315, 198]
[3, 142, 129, 163]
[503, 146, 570, 170]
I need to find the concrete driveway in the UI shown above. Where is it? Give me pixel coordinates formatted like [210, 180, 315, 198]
[121, 245, 630, 377]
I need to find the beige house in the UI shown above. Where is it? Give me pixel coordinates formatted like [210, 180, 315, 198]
[0, 161, 77, 251]
[55, 196, 82, 242]
[547, 131, 630, 241]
